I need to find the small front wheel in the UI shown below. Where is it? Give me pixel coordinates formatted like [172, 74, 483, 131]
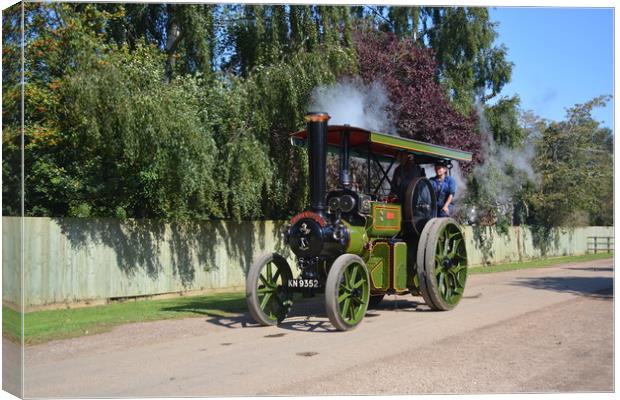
[325, 254, 370, 331]
[246, 252, 293, 326]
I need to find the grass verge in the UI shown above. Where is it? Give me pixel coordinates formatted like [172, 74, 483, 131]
[3, 252, 612, 345]
[469, 252, 613, 274]
[3, 291, 246, 345]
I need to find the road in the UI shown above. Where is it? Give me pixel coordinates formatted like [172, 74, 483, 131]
[16, 258, 614, 397]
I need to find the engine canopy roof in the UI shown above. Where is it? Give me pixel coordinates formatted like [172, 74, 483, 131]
[291, 125, 473, 163]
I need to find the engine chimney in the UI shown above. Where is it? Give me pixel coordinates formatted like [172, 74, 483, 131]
[304, 112, 330, 215]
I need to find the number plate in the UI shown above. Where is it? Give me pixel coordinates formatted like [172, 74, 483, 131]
[287, 278, 321, 289]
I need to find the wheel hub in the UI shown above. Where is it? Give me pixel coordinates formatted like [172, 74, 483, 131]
[442, 257, 452, 270]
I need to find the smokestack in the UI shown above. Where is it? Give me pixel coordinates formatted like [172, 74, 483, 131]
[304, 112, 330, 215]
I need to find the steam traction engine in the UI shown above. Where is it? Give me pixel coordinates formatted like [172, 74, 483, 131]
[246, 112, 472, 330]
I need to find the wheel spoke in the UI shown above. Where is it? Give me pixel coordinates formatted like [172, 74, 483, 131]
[435, 254, 444, 266]
[448, 238, 463, 258]
[265, 263, 273, 281]
[338, 291, 349, 303]
[437, 272, 445, 296]
[259, 274, 270, 287]
[348, 302, 356, 321]
[349, 265, 358, 287]
[273, 270, 281, 285]
[341, 298, 351, 319]
[456, 253, 468, 264]
[451, 263, 466, 274]
[260, 292, 273, 310]
[447, 230, 461, 240]
[257, 286, 271, 294]
[445, 274, 454, 298]
[456, 270, 467, 287]
[437, 235, 445, 256]
[352, 278, 365, 289]
[343, 267, 351, 287]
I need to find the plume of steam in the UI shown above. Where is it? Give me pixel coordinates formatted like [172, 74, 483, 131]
[464, 104, 540, 225]
[309, 77, 395, 133]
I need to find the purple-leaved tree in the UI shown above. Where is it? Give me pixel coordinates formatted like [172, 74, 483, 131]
[355, 30, 483, 173]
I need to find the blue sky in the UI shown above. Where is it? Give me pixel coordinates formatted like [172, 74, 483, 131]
[488, 7, 614, 129]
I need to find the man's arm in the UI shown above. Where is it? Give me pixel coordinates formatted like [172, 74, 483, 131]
[442, 194, 453, 214]
[442, 177, 456, 214]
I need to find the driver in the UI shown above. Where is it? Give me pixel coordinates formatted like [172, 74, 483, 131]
[391, 152, 424, 200]
[430, 161, 456, 217]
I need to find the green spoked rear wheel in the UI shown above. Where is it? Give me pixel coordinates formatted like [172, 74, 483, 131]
[417, 218, 468, 311]
[325, 254, 370, 331]
[246, 252, 294, 325]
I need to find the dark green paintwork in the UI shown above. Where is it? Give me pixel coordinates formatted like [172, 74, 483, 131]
[344, 221, 368, 254]
[368, 242, 390, 291]
[393, 242, 408, 291]
[368, 203, 402, 237]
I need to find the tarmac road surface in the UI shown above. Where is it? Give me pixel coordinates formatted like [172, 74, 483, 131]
[16, 258, 613, 397]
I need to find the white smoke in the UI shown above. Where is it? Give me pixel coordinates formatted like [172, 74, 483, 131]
[449, 162, 468, 202]
[309, 77, 396, 133]
[477, 104, 538, 185]
[466, 103, 540, 224]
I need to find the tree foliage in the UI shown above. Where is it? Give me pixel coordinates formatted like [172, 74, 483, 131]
[355, 29, 482, 172]
[528, 96, 613, 227]
[484, 95, 524, 148]
[355, 6, 513, 114]
[3, 2, 355, 220]
[98, 3, 216, 79]
[3, 3, 610, 229]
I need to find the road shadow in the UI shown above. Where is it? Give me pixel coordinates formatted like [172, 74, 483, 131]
[203, 313, 258, 329]
[164, 294, 429, 332]
[563, 267, 614, 273]
[371, 297, 421, 312]
[510, 276, 613, 299]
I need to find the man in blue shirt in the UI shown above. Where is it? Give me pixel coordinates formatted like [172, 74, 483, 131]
[430, 161, 456, 217]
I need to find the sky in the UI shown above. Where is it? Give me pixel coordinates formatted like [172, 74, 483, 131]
[488, 7, 614, 129]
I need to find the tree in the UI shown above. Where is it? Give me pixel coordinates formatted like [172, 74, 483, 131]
[3, 3, 119, 216]
[484, 95, 524, 148]
[54, 45, 221, 219]
[354, 6, 513, 114]
[99, 3, 216, 79]
[529, 96, 613, 227]
[355, 29, 482, 173]
[221, 4, 358, 218]
[223, 5, 353, 75]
